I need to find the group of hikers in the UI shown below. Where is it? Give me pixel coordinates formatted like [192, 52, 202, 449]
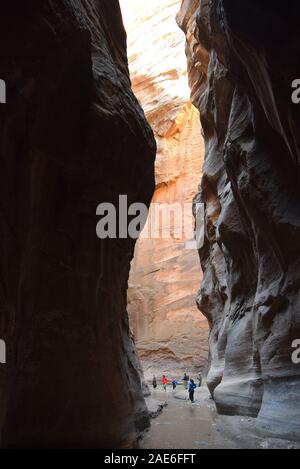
[152, 372, 202, 403]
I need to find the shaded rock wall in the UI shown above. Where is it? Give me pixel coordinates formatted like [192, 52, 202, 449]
[0, 0, 155, 448]
[178, 0, 300, 440]
[120, 0, 208, 379]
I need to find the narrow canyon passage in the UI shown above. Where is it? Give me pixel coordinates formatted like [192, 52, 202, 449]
[0, 0, 299, 450]
[120, 0, 209, 380]
[121, 0, 300, 446]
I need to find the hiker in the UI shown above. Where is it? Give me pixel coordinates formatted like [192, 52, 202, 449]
[198, 372, 202, 388]
[188, 379, 197, 403]
[172, 379, 178, 390]
[162, 375, 168, 391]
[152, 375, 157, 389]
[182, 373, 189, 389]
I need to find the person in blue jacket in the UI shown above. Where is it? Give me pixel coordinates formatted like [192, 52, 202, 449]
[188, 379, 197, 403]
[172, 379, 178, 390]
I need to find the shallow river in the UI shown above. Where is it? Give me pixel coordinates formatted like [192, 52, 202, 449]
[141, 387, 299, 450]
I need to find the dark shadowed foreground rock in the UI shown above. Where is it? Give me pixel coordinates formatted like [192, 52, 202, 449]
[0, 0, 155, 448]
[178, 0, 300, 440]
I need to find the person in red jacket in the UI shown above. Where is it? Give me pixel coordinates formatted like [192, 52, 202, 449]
[162, 375, 168, 392]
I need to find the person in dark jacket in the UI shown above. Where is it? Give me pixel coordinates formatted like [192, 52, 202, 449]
[188, 379, 197, 403]
[152, 375, 157, 389]
[182, 372, 189, 389]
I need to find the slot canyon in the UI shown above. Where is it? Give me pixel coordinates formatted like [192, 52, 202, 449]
[0, 0, 299, 450]
[120, 0, 209, 380]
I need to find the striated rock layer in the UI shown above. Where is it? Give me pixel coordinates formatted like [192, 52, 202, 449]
[0, 0, 155, 448]
[120, 0, 208, 378]
[128, 104, 208, 378]
[178, 0, 300, 440]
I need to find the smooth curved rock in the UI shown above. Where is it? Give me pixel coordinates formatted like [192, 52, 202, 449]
[0, 0, 155, 448]
[178, 0, 300, 440]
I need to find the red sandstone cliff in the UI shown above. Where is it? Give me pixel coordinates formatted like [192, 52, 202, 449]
[120, 0, 208, 378]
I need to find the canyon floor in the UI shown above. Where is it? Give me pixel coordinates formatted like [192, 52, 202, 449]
[142, 387, 300, 450]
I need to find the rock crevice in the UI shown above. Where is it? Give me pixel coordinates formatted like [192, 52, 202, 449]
[120, 0, 208, 378]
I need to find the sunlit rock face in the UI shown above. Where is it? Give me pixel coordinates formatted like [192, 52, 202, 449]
[120, 0, 208, 378]
[178, 0, 300, 440]
[0, 0, 155, 448]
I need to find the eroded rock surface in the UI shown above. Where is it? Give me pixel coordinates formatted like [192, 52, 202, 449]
[120, 0, 208, 378]
[0, 0, 155, 448]
[178, 0, 300, 440]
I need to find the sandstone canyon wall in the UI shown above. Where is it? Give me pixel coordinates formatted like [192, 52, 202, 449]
[178, 0, 300, 440]
[120, 0, 209, 379]
[0, 0, 155, 448]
